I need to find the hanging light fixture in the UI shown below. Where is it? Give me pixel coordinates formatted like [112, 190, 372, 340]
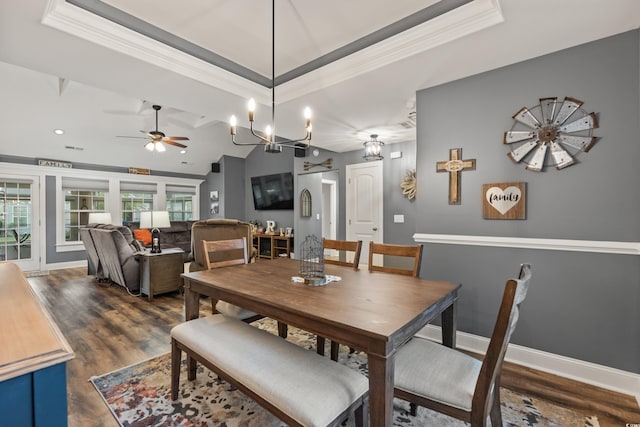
[363, 134, 384, 161]
[229, 0, 312, 153]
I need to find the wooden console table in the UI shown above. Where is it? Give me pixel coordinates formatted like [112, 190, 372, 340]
[0, 262, 74, 426]
[253, 235, 293, 259]
[138, 247, 185, 300]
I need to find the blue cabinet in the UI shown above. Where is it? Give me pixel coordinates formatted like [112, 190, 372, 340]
[0, 262, 74, 427]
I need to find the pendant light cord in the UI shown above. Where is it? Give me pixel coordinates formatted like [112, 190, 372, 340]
[271, 0, 276, 133]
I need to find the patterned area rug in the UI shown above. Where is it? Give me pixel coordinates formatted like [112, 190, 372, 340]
[91, 319, 599, 427]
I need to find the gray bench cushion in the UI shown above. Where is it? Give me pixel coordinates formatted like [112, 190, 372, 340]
[171, 315, 368, 427]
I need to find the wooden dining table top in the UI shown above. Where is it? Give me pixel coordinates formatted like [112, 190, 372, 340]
[182, 257, 460, 355]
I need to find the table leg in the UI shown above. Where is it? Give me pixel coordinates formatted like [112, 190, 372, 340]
[367, 352, 395, 427]
[441, 300, 457, 348]
[183, 279, 200, 321]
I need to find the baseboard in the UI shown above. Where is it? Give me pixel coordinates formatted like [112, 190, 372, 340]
[415, 325, 640, 399]
[45, 260, 87, 271]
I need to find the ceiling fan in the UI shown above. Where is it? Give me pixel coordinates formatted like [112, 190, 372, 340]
[118, 105, 189, 152]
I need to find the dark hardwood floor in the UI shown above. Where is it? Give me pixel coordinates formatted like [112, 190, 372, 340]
[28, 267, 639, 427]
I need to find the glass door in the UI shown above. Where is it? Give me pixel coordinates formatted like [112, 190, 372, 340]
[0, 177, 39, 271]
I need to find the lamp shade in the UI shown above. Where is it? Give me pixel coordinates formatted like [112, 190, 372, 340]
[87, 212, 112, 224]
[139, 211, 171, 229]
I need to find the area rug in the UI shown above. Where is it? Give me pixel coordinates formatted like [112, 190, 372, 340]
[91, 319, 599, 427]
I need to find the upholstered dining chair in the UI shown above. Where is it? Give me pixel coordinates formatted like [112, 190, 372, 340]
[368, 241, 424, 277]
[393, 263, 532, 427]
[202, 238, 264, 324]
[317, 238, 363, 361]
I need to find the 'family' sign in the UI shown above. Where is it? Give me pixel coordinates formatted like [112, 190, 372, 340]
[482, 182, 526, 219]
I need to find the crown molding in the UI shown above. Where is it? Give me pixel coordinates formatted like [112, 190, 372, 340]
[277, 0, 504, 102]
[42, 0, 502, 104]
[42, 0, 270, 104]
[413, 233, 640, 255]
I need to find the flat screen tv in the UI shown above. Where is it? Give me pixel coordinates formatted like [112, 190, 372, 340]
[251, 172, 294, 210]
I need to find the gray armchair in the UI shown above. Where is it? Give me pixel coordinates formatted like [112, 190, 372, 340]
[83, 224, 144, 292]
[189, 219, 256, 273]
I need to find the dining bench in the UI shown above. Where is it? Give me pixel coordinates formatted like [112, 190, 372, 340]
[171, 315, 369, 427]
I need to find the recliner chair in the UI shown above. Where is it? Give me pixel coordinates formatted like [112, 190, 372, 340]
[83, 224, 144, 292]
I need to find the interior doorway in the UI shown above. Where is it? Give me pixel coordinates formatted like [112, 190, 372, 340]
[321, 178, 337, 256]
[346, 161, 383, 266]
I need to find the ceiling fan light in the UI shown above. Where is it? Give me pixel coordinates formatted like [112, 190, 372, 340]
[155, 142, 166, 152]
[144, 141, 155, 151]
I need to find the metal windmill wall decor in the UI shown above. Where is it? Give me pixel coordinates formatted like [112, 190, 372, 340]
[504, 97, 599, 171]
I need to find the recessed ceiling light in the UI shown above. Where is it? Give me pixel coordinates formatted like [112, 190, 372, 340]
[180, 149, 187, 154]
[54, 129, 65, 135]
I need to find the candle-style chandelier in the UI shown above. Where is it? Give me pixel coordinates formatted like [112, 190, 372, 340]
[229, 0, 312, 153]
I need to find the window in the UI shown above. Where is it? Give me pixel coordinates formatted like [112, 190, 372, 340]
[120, 181, 157, 224]
[61, 177, 109, 243]
[64, 190, 105, 242]
[121, 192, 153, 223]
[56, 175, 200, 254]
[166, 185, 196, 221]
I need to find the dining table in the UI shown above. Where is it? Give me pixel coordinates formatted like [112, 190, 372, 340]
[181, 257, 460, 427]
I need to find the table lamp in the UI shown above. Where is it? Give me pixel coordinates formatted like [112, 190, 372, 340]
[140, 211, 171, 253]
[87, 212, 112, 224]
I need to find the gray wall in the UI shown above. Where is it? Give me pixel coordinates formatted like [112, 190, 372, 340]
[200, 156, 246, 220]
[414, 30, 640, 372]
[244, 145, 295, 230]
[293, 141, 418, 258]
[222, 156, 246, 220]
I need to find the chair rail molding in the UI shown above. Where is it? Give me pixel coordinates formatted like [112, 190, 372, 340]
[413, 233, 640, 256]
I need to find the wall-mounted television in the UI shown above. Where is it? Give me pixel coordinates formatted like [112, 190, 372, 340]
[251, 172, 294, 210]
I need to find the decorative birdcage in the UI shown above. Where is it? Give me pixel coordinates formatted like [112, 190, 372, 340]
[299, 235, 325, 285]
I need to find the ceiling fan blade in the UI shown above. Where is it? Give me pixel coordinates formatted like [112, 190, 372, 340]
[164, 136, 189, 141]
[164, 140, 187, 148]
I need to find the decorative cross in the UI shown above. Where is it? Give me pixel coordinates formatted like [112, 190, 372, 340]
[436, 148, 476, 205]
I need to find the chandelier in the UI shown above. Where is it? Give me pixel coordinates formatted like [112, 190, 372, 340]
[363, 134, 384, 161]
[229, 0, 312, 153]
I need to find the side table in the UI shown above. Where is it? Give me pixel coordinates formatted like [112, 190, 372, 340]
[138, 247, 185, 301]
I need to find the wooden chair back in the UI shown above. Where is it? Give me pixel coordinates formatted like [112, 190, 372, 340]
[368, 242, 423, 277]
[202, 238, 248, 270]
[323, 238, 363, 270]
[470, 263, 532, 424]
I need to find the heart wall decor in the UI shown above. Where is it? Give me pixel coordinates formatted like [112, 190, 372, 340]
[482, 182, 526, 219]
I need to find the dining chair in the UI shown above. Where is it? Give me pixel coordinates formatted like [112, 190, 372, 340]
[368, 241, 424, 277]
[202, 238, 263, 324]
[323, 238, 363, 269]
[317, 238, 363, 361]
[393, 263, 532, 426]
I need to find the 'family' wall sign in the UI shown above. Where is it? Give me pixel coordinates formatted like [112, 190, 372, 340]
[482, 182, 526, 219]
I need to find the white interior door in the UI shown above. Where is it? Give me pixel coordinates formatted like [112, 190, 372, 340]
[346, 161, 383, 265]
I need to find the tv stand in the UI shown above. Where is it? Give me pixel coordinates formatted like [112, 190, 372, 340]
[253, 235, 293, 259]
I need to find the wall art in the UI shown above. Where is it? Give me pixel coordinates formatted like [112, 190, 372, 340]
[482, 182, 526, 219]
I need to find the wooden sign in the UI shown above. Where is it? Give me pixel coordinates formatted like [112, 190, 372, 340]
[129, 167, 150, 175]
[38, 159, 72, 168]
[436, 148, 476, 204]
[483, 182, 526, 219]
